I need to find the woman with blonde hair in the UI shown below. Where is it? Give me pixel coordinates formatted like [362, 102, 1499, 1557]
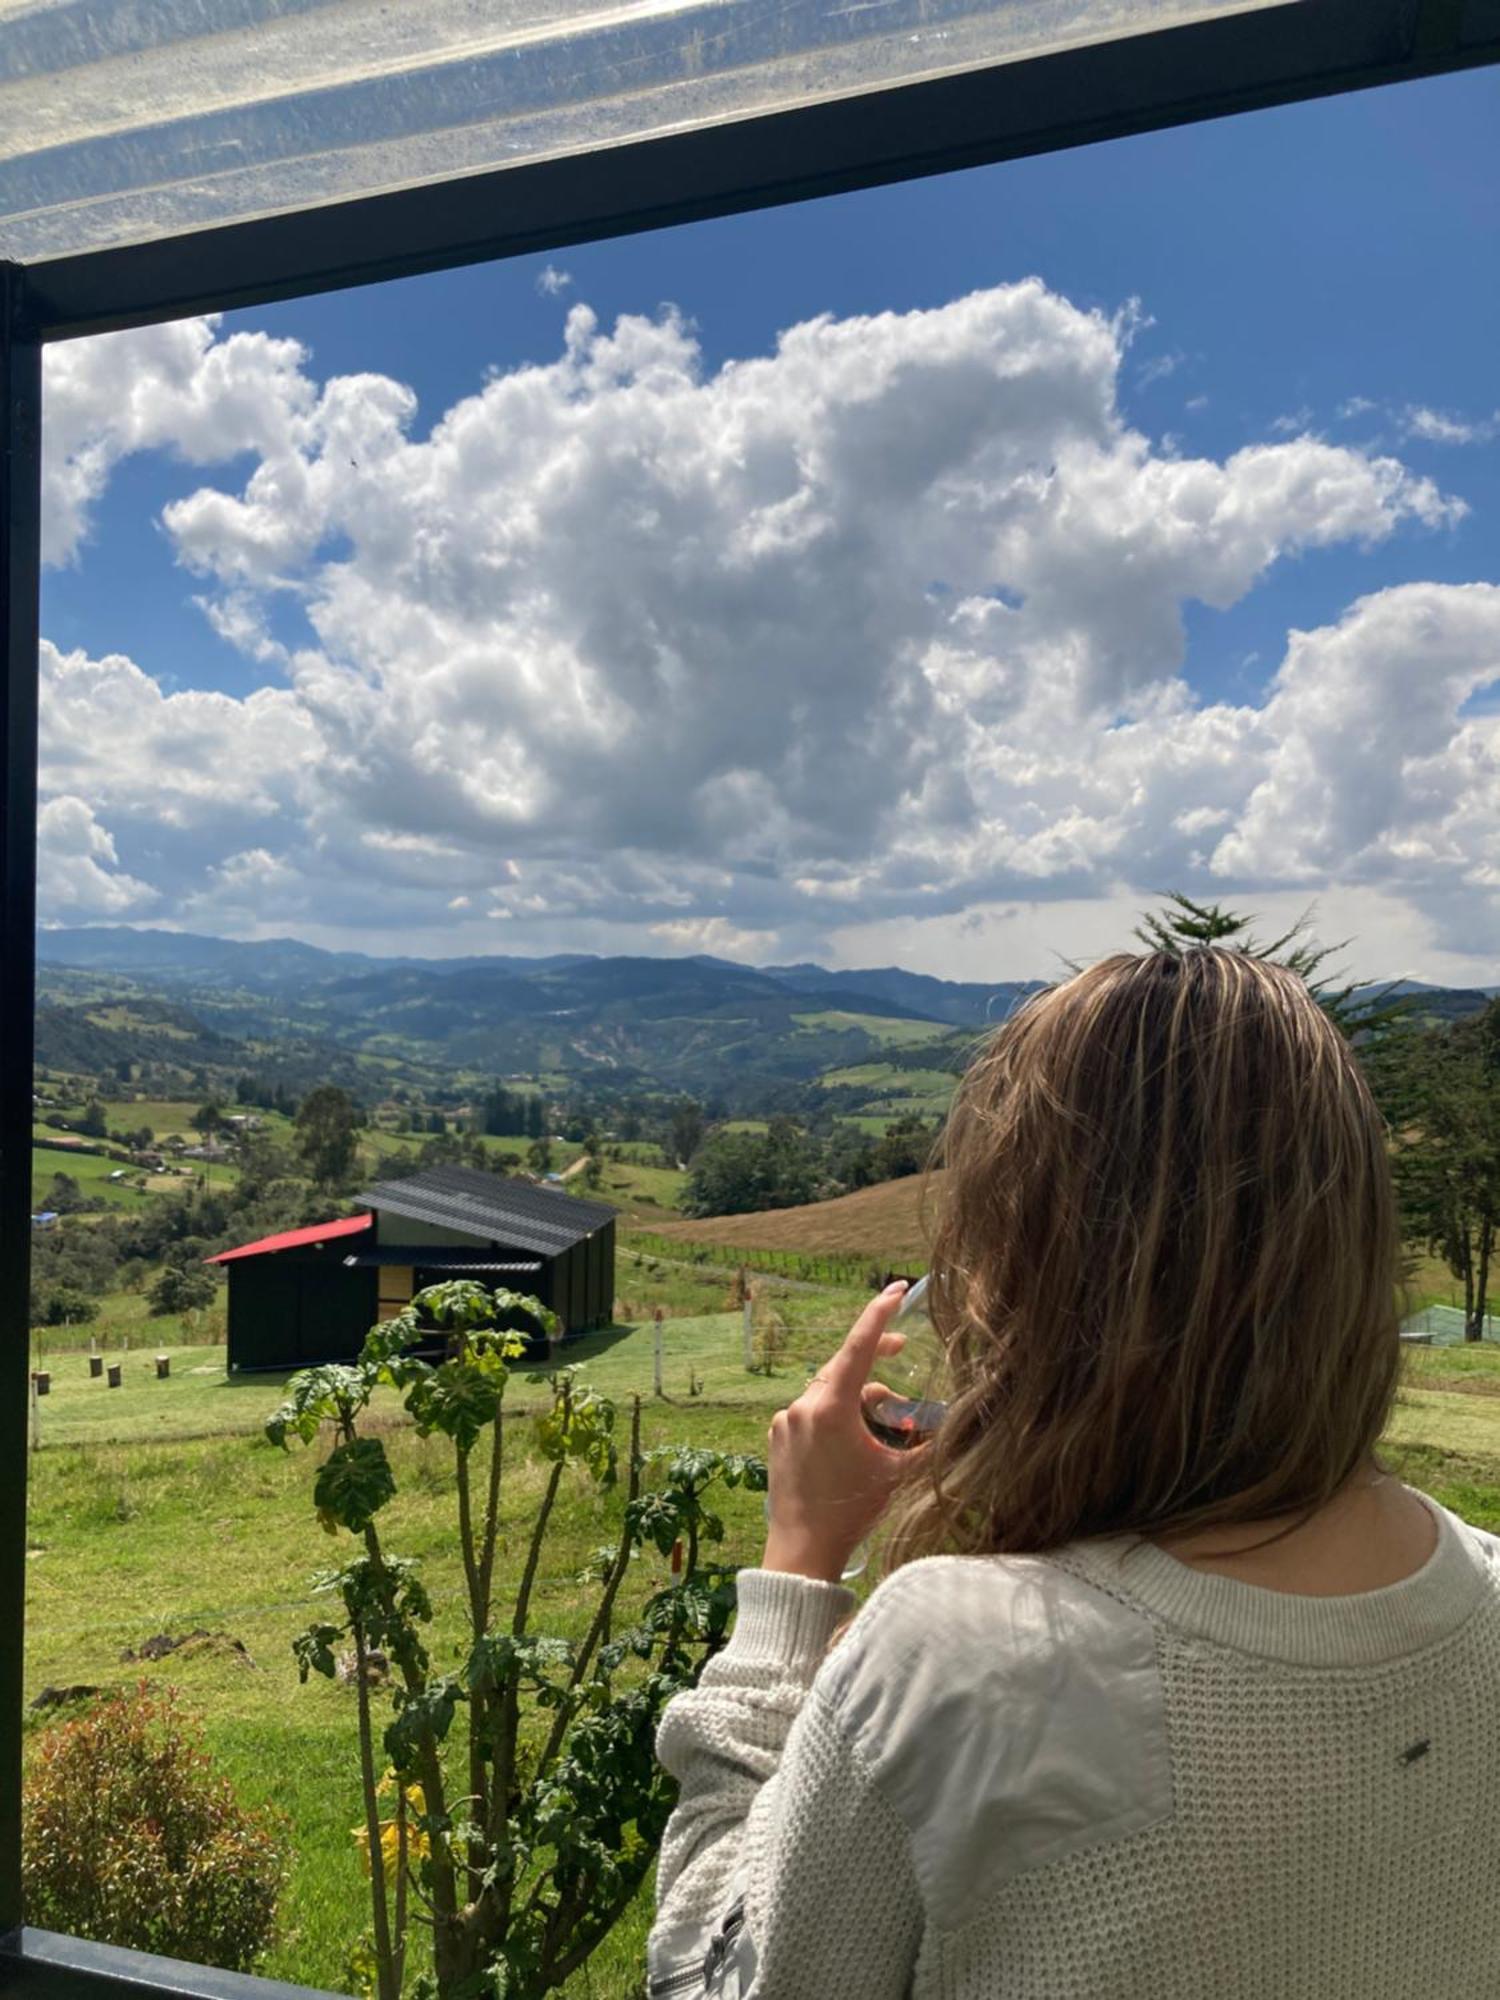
[647, 947, 1500, 1998]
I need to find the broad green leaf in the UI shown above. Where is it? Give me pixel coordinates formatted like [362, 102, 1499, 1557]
[292, 1621, 343, 1683]
[314, 1437, 397, 1534]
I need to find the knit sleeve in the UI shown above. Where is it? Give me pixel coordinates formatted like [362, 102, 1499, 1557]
[648, 1568, 925, 1998]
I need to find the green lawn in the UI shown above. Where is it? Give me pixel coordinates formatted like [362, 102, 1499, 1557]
[23, 1323, 1500, 1997]
[26, 1318, 821, 1451]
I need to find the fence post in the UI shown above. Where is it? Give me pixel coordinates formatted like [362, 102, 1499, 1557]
[742, 1297, 754, 1370]
[653, 1306, 664, 1398]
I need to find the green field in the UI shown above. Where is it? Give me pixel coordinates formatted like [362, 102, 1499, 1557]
[595, 1157, 685, 1213]
[32, 1144, 156, 1211]
[25, 1323, 788, 1995]
[40, 1101, 298, 1145]
[30, 1289, 170, 1360]
[792, 1011, 948, 1047]
[24, 1316, 1500, 1997]
[816, 1063, 953, 1097]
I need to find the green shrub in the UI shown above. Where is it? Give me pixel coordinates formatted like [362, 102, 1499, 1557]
[148, 1265, 218, 1316]
[23, 1684, 287, 1972]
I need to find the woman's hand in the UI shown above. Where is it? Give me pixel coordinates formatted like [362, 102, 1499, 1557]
[761, 1281, 925, 1583]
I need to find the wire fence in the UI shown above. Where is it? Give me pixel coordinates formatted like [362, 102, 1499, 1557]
[1400, 1304, 1500, 1345]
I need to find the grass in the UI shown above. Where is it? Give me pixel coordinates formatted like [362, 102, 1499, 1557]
[30, 1289, 169, 1361]
[594, 1157, 685, 1214]
[24, 1332, 780, 1995]
[31, 1145, 155, 1212]
[792, 1011, 948, 1047]
[103, 1101, 299, 1144]
[25, 1317, 1500, 1997]
[653, 1171, 938, 1257]
[817, 1062, 952, 1092]
[26, 1344, 373, 1448]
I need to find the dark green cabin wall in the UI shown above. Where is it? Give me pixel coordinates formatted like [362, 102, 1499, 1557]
[226, 1252, 377, 1370]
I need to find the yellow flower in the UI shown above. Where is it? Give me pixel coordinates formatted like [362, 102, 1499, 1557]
[351, 1776, 430, 1875]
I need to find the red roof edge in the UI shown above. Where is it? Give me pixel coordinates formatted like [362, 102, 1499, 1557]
[205, 1212, 373, 1264]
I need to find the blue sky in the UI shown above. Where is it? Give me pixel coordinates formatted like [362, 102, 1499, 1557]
[37, 64, 1500, 984]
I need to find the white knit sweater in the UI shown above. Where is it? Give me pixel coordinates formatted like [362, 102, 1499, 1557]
[649, 1486, 1500, 1998]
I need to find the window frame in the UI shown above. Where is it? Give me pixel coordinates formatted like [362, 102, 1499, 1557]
[2, 1, 1496, 1991]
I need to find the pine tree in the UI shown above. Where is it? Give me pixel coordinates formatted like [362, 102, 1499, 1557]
[1124, 891, 1411, 1040]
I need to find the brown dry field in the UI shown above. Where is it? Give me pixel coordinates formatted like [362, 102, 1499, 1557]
[650, 1190, 1462, 1308]
[650, 1170, 944, 1257]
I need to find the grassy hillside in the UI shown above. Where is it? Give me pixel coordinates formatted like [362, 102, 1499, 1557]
[792, 1010, 948, 1047]
[653, 1170, 940, 1258]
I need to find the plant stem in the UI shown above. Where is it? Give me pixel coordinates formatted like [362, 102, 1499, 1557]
[456, 1436, 493, 1894]
[353, 1618, 398, 2000]
[512, 1459, 564, 1640]
[477, 1411, 504, 1621]
[361, 1517, 465, 1984]
[394, 1773, 409, 1997]
[542, 1861, 654, 1989]
[487, 1451, 565, 1894]
[455, 1445, 485, 1635]
[534, 1400, 642, 1785]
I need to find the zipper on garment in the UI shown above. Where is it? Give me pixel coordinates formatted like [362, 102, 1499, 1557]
[646, 1896, 748, 1996]
[702, 1898, 747, 1988]
[648, 1966, 710, 1997]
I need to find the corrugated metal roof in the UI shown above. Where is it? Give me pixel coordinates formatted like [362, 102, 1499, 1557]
[2, 1, 1259, 265]
[344, 1249, 542, 1275]
[205, 1213, 373, 1264]
[359, 1164, 613, 1259]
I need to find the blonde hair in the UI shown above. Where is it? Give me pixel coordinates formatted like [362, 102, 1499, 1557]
[878, 947, 1404, 1571]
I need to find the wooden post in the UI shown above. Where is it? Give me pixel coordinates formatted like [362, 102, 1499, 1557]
[27, 1379, 38, 1455]
[155, 1354, 170, 1379]
[742, 1296, 754, 1370]
[88, 1354, 102, 1378]
[106, 1364, 121, 1389]
[653, 1306, 664, 1399]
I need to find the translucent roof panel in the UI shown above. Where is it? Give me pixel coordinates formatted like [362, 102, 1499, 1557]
[1, 0, 1282, 264]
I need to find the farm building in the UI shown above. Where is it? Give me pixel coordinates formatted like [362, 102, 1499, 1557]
[207, 1164, 616, 1372]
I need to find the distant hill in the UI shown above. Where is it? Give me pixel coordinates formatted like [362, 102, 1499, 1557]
[762, 961, 1041, 1027]
[652, 1172, 943, 1259]
[31, 927, 1495, 1106]
[32, 928, 1013, 1099]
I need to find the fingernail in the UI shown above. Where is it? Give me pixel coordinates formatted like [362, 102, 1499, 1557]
[883, 1280, 908, 1297]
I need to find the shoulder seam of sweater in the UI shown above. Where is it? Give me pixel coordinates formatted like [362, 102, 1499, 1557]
[806, 1678, 925, 1851]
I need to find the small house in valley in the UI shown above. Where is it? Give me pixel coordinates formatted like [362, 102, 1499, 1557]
[207, 1164, 616, 1372]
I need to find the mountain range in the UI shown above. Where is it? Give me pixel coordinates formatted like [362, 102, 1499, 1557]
[31, 928, 1496, 1108]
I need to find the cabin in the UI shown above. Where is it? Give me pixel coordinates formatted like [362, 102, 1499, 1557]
[207, 1164, 616, 1372]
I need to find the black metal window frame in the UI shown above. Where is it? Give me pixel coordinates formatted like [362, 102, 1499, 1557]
[2, 2, 1496, 1992]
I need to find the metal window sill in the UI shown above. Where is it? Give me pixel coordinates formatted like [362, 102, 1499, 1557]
[0, 1930, 343, 2000]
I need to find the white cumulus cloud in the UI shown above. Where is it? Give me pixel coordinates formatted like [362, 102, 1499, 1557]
[38, 796, 158, 917]
[36, 284, 1498, 964]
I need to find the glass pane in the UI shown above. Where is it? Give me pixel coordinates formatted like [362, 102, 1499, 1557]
[0, 0, 1277, 263]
